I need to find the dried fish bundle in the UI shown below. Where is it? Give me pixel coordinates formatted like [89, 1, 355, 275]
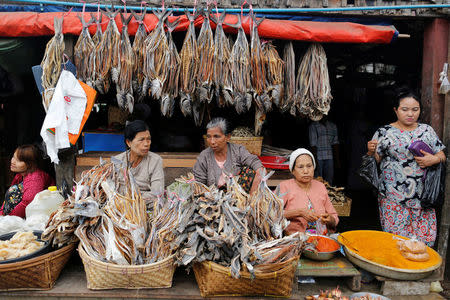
[116, 13, 135, 113]
[41, 199, 78, 248]
[250, 14, 269, 112]
[94, 7, 120, 94]
[86, 12, 103, 88]
[196, 8, 214, 104]
[282, 41, 296, 115]
[179, 11, 199, 118]
[295, 43, 332, 121]
[248, 170, 288, 242]
[211, 11, 232, 108]
[262, 41, 284, 108]
[74, 14, 95, 83]
[40, 16, 64, 110]
[228, 15, 252, 114]
[131, 11, 147, 101]
[161, 19, 181, 118]
[143, 8, 171, 100]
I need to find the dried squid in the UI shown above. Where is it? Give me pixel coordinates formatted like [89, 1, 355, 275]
[295, 43, 332, 121]
[227, 15, 252, 114]
[179, 10, 199, 118]
[74, 14, 95, 83]
[262, 41, 284, 108]
[116, 13, 135, 113]
[94, 6, 120, 94]
[143, 8, 171, 100]
[86, 12, 103, 88]
[196, 8, 214, 104]
[211, 11, 232, 108]
[131, 10, 147, 101]
[40, 16, 64, 110]
[282, 41, 296, 115]
[161, 18, 181, 118]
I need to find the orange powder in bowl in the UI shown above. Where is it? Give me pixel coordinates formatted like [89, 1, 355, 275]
[307, 236, 340, 252]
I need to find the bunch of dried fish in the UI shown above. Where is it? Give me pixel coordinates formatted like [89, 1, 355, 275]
[261, 144, 293, 157]
[228, 15, 252, 114]
[316, 177, 347, 204]
[211, 11, 232, 108]
[231, 126, 255, 137]
[116, 13, 135, 113]
[40, 16, 64, 110]
[74, 14, 95, 83]
[42, 199, 78, 248]
[143, 8, 171, 100]
[250, 14, 268, 112]
[161, 19, 181, 118]
[295, 43, 332, 121]
[131, 11, 147, 101]
[94, 7, 120, 94]
[262, 41, 284, 108]
[179, 11, 199, 119]
[282, 41, 296, 115]
[86, 12, 103, 88]
[196, 8, 215, 104]
[248, 170, 289, 242]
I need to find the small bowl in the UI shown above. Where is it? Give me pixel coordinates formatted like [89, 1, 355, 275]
[0, 230, 51, 264]
[303, 235, 340, 261]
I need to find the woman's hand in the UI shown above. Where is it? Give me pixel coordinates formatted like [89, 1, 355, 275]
[299, 209, 320, 223]
[367, 140, 378, 156]
[414, 150, 443, 168]
[321, 213, 336, 228]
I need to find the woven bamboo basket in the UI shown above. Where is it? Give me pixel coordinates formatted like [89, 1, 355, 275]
[332, 197, 352, 217]
[193, 256, 299, 298]
[203, 135, 263, 156]
[78, 244, 176, 290]
[0, 242, 76, 291]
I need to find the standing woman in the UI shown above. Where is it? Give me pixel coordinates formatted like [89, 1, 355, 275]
[113, 120, 164, 207]
[367, 90, 445, 246]
[1, 144, 54, 218]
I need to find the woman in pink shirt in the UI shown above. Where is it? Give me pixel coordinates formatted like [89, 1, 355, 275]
[1, 145, 54, 218]
[278, 148, 338, 235]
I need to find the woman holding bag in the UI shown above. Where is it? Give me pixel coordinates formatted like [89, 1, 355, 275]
[367, 89, 445, 246]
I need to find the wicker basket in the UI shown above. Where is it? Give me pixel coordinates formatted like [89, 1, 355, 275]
[193, 256, 299, 297]
[0, 242, 76, 291]
[78, 244, 176, 290]
[203, 135, 263, 156]
[332, 197, 352, 217]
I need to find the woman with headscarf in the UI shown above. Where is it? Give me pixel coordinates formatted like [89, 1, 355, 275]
[113, 120, 164, 208]
[278, 148, 338, 235]
[193, 117, 264, 194]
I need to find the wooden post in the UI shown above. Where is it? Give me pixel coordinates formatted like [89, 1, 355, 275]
[437, 23, 450, 280]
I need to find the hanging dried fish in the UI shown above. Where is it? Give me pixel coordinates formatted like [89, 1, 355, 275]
[262, 41, 284, 108]
[196, 8, 214, 104]
[249, 13, 269, 112]
[161, 18, 181, 118]
[227, 15, 252, 114]
[74, 14, 95, 83]
[211, 11, 232, 108]
[131, 10, 147, 101]
[94, 6, 120, 94]
[282, 41, 296, 115]
[40, 16, 64, 110]
[143, 8, 171, 101]
[179, 10, 199, 118]
[116, 13, 135, 113]
[86, 12, 103, 88]
[295, 43, 332, 121]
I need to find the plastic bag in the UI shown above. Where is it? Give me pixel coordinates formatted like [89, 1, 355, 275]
[358, 155, 382, 195]
[420, 162, 445, 208]
[0, 215, 25, 235]
[25, 188, 64, 219]
[23, 214, 49, 232]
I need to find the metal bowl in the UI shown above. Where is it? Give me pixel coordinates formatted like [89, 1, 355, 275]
[303, 235, 340, 261]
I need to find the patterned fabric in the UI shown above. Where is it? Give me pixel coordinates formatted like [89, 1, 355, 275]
[305, 199, 317, 234]
[3, 183, 23, 216]
[308, 121, 339, 160]
[237, 166, 256, 194]
[373, 123, 445, 246]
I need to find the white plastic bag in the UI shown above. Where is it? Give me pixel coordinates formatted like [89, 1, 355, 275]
[0, 216, 25, 235]
[25, 188, 64, 219]
[439, 63, 450, 95]
[40, 70, 87, 163]
[23, 215, 49, 232]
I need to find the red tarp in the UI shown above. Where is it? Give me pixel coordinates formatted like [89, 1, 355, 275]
[0, 12, 397, 43]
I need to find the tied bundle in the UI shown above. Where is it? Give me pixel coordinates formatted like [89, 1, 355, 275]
[74, 14, 95, 83]
[86, 12, 103, 88]
[196, 8, 215, 104]
[262, 41, 284, 109]
[283, 41, 296, 115]
[131, 10, 147, 101]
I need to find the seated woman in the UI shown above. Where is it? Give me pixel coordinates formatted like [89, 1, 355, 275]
[1, 144, 54, 218]
[278, 148, 338, 235]
[113, 120, 164, 207]
[193, 117, 264, 194]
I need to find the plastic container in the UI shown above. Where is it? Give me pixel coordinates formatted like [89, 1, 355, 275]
[25, 187, 64, 219]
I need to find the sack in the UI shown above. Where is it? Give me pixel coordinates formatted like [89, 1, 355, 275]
[358, 155, 381, 195]
[420, 162, 445, 208]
